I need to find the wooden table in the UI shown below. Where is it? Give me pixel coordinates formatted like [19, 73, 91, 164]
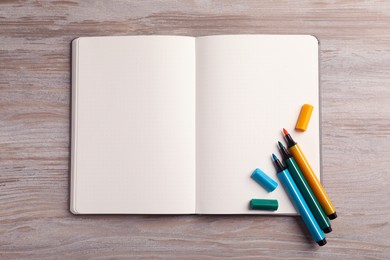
[1, 1, 389, 259]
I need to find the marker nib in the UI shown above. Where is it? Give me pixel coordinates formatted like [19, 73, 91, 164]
[272, 153, 278, 161]
[278, 141, 284, 148]
[282, 128, 289, 136]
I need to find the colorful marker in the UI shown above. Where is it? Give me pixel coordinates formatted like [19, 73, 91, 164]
[278, 141, 332, 233]
[272, 154, 326, 246]
[283, 128, 337, 219]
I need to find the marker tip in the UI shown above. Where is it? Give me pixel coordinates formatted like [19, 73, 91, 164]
[272, 153, 278, 161]
[282, 128, 289, 136]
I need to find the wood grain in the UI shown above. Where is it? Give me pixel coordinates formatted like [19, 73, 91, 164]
[1, 0, 389, 259]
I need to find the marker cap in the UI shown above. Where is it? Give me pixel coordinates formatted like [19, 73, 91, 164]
[251, 168, 278, 192]
[295, 104, 314, 131]
[250, 199, 278, 211]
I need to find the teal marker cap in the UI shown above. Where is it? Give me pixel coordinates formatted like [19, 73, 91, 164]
[251, 168, 278, 192]
[250, 199, 279, 211]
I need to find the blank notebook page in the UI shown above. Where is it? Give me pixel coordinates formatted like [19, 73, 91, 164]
[71, 36, 196, 214]
[196, 35, 320, 214]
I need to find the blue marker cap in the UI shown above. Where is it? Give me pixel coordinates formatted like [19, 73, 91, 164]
[251, 168, 278, 192]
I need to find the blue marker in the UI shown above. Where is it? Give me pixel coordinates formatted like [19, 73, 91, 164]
[272, 153, 327, 246]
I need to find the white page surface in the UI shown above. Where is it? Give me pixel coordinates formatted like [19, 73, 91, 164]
[71, 36, 196, 214]
[196, 35, 320, 214]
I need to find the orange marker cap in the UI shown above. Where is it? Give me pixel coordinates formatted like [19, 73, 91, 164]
[295, 104, 313, 131]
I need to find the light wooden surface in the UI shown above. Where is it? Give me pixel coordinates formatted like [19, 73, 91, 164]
[1, 0, 389, 259]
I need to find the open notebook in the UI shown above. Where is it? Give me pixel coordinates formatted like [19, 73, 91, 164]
[71, 35, 320, 214]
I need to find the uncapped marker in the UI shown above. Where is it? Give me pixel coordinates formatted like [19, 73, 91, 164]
[282, 128, 337, 219]
[271, 153, 326, 246]
[278, 141, 332, 233]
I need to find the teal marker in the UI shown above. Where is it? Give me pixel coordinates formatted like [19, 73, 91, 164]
[278, 141, 332, 233]
[272, 153, 327, 246]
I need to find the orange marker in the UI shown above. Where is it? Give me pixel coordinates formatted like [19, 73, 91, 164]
[283, 128, 337, 219]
